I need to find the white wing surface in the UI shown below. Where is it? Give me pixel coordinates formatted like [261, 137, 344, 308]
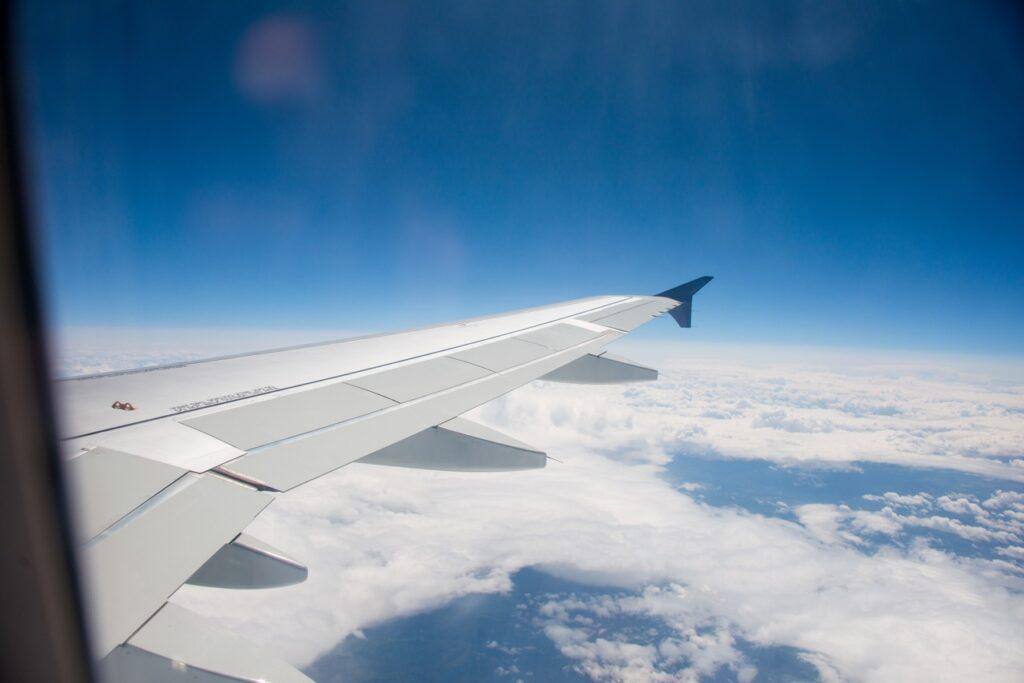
[59, 278, 712, 682]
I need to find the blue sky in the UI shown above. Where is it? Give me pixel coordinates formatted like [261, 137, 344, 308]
[16, 0, 1024, 353]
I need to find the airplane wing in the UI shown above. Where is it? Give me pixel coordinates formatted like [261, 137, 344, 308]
[59, 277, 712, 682]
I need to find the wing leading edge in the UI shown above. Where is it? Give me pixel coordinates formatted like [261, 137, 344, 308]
[62, 278, 712, 682]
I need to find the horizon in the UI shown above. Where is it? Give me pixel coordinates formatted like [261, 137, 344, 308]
[16, 0, 1024, 356]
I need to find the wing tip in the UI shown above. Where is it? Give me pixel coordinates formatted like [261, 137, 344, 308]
[655, 276, 714, 328]
[656, 275, 713, 301]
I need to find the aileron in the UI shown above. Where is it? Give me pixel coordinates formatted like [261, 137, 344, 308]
[516, 322, 603, 350]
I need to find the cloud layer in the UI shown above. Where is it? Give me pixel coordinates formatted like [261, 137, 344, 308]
[55, 334, 1024, 680]
[508, 342, 1024, 481]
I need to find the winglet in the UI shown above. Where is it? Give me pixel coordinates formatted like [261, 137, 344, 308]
[656, 276, 713, 328]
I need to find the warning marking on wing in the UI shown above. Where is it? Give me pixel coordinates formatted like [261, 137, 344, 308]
[170, 386, 279, 413]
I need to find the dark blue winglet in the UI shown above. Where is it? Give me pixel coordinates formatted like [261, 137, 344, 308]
[656, 276, 713, 328]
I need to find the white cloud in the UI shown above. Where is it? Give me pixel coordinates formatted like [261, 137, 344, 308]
[984, 491, 1024, 510]
[900, 513, 1018, 543]
[935, 494, 987, 517]
[802, 490, 1024, 547]
[863, 491, 933, 508]
[752, 409, 835, 433]
[794, 504, 866, 545]
[592, 343, 1024, 482]
[534, 585, 752, 683]
[996, 546, 1024, 562]
[796, 503, 920, 545]
[819, 505, 1019, 548]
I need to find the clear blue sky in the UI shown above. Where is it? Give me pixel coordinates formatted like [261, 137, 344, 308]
[16, 1, 1024, 353]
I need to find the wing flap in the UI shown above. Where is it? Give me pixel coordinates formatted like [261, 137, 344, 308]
[65, 418, 246, 474]
[182, 381, 396, 450]
[100, 603, 311, 682]
[66, 447, 186, 541]
[81, 473, 273, 657]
